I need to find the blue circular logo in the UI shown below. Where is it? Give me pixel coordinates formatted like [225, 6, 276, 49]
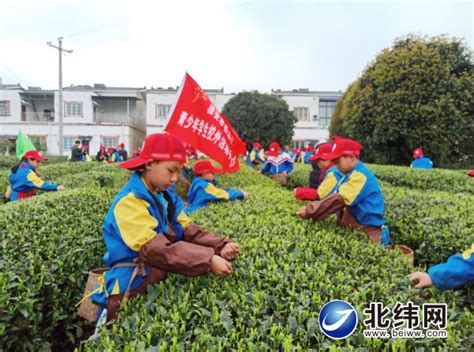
[319, 300, 358, 339]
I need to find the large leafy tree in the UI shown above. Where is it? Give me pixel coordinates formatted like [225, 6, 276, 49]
[330, 34, 474, 166]
[222, 91, 297, 148]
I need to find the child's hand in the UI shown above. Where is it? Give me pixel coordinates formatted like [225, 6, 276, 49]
[57, 185, 66, 191]
[210, 255, 233, 276]
[296, 206, 309, 219]
[243, 191, 250, 200]
[408, 272, 433, 289]
[221, 242, 240, 260]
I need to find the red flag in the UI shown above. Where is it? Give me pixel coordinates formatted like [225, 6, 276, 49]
[164, 73, 246, 172]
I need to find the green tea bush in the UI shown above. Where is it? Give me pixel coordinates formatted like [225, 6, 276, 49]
[82, 167, 473, 351]
[0, 189, 117, 351]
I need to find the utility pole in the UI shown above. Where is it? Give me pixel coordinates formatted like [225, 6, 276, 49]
[47, 37, 73, 156]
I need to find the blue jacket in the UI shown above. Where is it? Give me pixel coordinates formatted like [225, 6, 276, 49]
[304, 152, 314, 164]
[110, 150, 122, 163]
[185, 177, 244, 214]
[92, 172, 191, 306]
[246, 149, 265, 168]
[335, 161, 386, 227]
[411, 157, 433, 169]
[317, 166, 344, 200]
[8, 161, 58, 201]
[428, 243, 474, 291]
[260, 153, 294, 176]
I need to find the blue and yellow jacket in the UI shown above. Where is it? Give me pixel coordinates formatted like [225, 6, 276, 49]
[316, 166, 344, 200]
[411, 157, 433, 169]
[246, 149, 265, 168]
[91, 172, 191, 306]
[185, 177, 244, 214]
[335, 161, 386, 227]
[260, 153, 294, 176]
[304, 152, 314, 164]
[428, 243, 474, 291]
[8, 161, 58, 201]
[110, 150, 122, 163]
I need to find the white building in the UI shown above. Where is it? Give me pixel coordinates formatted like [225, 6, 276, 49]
[0, 83, 146, 157]
[146, 87, 234, 134]
[146, 87, 341, 148]
[272, 88, 341, 148]
[1, 81, 341, 156]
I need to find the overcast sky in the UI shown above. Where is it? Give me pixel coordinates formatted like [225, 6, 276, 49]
[0, 0, 472, 93]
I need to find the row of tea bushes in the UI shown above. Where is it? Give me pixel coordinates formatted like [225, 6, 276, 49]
[287, 163, 474, 194]
[82, 168, 473, 350]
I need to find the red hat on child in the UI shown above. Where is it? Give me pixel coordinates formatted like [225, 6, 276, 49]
[309, 143, 333, 161]
[322, 138, 361, 160]
[193, 160, 224, 175]
[23, 150, 48, 161]
[253, 142, 263, 149]
[265, 141, 281, 157]
[119, 133, 187, 170]
[467, 170, 474, 177]
[413, 148, 424, 158]
[118, 143, 125, 148]
[107, 147, 115, 154]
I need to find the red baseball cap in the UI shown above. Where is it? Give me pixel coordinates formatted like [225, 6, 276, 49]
[265, 141, 281, 156]
[118, 143, 125, 148]
[253, 142, 263, 149]
[321, 138, 361, 160]
[467, 170, 474, 177]
[413, 148, 424, 158]
[119, 133, 187, 170]
[193, 160, 224, 175]
[309, 143, 333, 161]
[23, 150, 48, 161]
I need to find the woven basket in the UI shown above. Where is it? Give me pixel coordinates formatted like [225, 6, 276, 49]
[271, 173, 288, 186]
[78, 268, 108, 322]
[386, 245, 414, 267]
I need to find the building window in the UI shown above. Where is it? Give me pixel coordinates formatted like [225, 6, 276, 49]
[318, 100, 336, 127]
[293, 107, 309, 121]
[155, 104, 172, 119]
[63, 137, 76, 151]
[65, 101, 83, 117]
[102, 136, 119, 148]
[0, 101, 10, 116]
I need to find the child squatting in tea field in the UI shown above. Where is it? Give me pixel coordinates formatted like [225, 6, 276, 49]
[90, 133, 240, 324]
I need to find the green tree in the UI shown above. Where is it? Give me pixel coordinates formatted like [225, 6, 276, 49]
[329, 34, 474, 166]
[222, 91, 297, 148]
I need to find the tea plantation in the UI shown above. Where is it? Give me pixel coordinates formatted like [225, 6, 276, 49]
[0, 162, 472, 351]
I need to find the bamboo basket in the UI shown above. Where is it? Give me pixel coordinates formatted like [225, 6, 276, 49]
[78, 268, 107, 322]
[386, 245, 414, 267]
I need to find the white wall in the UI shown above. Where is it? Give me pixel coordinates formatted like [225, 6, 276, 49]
[55, 91, 94, 123]
[0, 122, 144, 156]
[0, 90, 22, 122]
[146, 92, 177, 128]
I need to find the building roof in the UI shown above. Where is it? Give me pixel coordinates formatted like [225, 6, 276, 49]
[272, 88, 342, 97]
[0, 83, 23, 90]
[147, 86, 224, 94]
[64, 83, 146, 91]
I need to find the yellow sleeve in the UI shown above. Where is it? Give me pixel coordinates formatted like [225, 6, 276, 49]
[113, 192, 158, 251]
[338, 171, 367, 205]
[463, 243, 474, 260]
[317, 172, 338, 200]
[204, 183, 230, 200]
[177, 210, 192, 230]
[249, 151, 256, 162]
[27, 172, 45, 188]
